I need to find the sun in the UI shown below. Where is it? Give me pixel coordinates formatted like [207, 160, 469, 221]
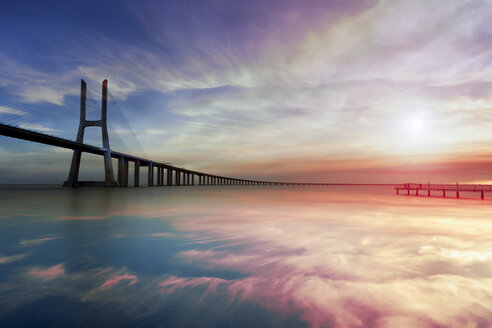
[409, 117, 425, 131]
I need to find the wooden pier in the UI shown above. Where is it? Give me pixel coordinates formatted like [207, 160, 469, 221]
[395, 183, 492, 199]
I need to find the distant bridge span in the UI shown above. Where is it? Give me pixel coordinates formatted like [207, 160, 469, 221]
[0, 79, 315, 187]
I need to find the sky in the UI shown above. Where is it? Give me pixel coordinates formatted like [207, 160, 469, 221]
[0, 0, 492, 184]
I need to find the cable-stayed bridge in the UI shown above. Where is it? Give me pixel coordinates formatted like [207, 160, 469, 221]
[2, 79, 492, 199]
[0, 79, 308, 187]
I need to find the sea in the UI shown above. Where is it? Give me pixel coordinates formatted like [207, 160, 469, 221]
[0, 185, 491, 327]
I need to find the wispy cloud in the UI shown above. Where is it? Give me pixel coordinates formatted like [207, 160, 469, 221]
[20, 236, 62, 246]
[0, 252, 29, 264]
[18, 123, 61, 133]
[0, 105, 26, 117]
[28, 263, 65, 281]
[100, 271, 138, 291]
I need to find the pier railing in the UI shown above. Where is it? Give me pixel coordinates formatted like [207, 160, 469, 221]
[394, 183, 492, 199]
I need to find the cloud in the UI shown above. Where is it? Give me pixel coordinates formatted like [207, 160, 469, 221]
[19, 236, 62, 246]
[146, 233, 176, 237]
[100, 272, 138, 291]
[0, 105, 26, 117]
[18, 123, 61, 133]
[28, 263, 65, 280]
[0, 252, 29, 264]
[0, 55, 78, 106]
[148, 192, 492, 327]
[159, 276, 227, 295]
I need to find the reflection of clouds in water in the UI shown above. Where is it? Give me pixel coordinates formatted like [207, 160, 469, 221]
[0, 252, 29, 264]
[56, 216, 108, 221]
[28, 263, 65, 281]
[100, 272, 138, 291]
[1, 187, 492, 327]
[19, 235, 63, 246]
[154, 193, 492, 327]
[157, 274, 492, 327]
[159, 276, 227, 295]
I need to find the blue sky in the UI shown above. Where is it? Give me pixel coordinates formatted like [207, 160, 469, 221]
[1, 0, 492, 183]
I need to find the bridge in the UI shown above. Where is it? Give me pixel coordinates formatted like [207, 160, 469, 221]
[2, 79, 491, 196]
[0, 79, 331, 187]
[395, 183, 492, 199]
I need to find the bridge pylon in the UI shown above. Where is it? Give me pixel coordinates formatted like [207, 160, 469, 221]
[63, 79, 118, 187]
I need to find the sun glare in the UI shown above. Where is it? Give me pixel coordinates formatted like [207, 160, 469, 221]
[409, 117, 425, 131]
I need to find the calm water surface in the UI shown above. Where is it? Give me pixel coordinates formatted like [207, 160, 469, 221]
[0, 185, 491, 327]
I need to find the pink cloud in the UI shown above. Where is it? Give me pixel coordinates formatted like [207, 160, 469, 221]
[159, 276, 227, 295]
[147, 233, 175, 237]
[100, 273, 138, 291]
[0, 253, 28, 264]
[28, 264, 65, 280]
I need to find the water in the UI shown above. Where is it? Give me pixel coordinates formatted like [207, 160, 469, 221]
[0, 185, 491, 327]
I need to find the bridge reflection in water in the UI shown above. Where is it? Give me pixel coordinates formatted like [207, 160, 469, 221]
[395, 183, 492, 199]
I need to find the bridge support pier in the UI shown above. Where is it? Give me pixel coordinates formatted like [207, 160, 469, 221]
[134, 161, 140, 187]
[167, 169, 172, 186]
[482, 191, 485, 199]
[118, 157, 128, 187]
[117, 157, 128, 187]
[443, 190, 446, 197]
[124, 160, 129, 187]
[148, 163, 154, 186]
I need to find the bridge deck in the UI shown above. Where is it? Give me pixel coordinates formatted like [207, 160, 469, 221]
[394, 183, 492, 199]
[0, 123, 320, 185]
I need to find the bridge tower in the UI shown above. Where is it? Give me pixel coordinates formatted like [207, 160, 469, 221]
[63, 79, 118, 187]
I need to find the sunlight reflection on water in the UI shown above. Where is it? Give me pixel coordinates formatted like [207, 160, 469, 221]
[0, 185, 491, 327]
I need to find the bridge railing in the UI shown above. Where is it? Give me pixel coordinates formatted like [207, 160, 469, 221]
[394, 183, 492, 192]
